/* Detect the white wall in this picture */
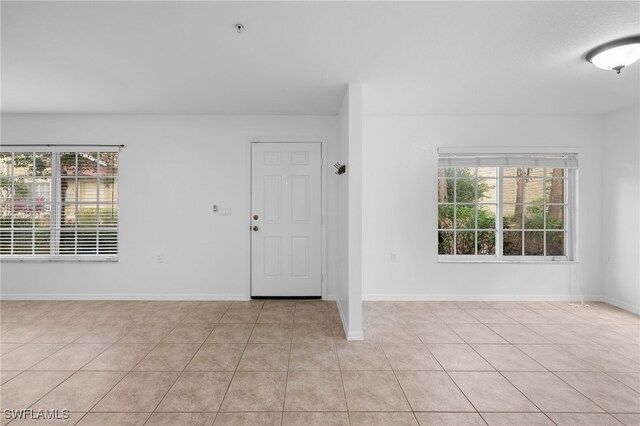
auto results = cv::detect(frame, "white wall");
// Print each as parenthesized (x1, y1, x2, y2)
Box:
(337, 91, 350, 324)
(602, 105, 640, 314)
(336, 84, 364, 340)
(0, 114, 340, 300)
(362, 115, 604, 301)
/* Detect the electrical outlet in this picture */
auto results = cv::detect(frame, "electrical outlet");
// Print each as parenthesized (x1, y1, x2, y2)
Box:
(390, 252, 398, 262)
(156, 254, 164, 264)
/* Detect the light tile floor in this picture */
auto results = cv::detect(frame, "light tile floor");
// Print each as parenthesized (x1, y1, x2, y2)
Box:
(0, 300, 638, 425)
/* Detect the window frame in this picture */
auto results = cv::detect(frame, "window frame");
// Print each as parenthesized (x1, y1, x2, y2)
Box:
(438, 164, 577, 264)
(0, 149, 119, 263)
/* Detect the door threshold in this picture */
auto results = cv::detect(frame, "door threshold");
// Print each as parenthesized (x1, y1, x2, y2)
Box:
(251, 296, 322, 300)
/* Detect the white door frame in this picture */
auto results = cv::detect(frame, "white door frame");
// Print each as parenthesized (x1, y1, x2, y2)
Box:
(249, 137, 328, 300)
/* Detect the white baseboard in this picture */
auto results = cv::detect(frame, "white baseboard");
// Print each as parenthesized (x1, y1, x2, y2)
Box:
(603, 296, 640, 315)
(363, 293, 603, 302)
(335, 298, 364, 341)
(336, 298, 349, 338)
(347, 330, 365, 340)
(0, 293, 250, 301)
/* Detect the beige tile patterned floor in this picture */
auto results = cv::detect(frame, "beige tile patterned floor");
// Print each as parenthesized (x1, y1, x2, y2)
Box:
(0, 300, 639, 425)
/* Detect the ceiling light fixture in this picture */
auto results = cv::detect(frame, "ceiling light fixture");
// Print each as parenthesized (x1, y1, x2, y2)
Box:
(586, 35, 640, 74)
(235, 23, 244, 34)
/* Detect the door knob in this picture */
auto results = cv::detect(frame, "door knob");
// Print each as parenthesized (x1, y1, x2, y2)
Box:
(253, 214, 259, 220)
(252, 226, 259, 231)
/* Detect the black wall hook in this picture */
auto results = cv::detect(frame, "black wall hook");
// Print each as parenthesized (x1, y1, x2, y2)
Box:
(334, 162, 346, 175)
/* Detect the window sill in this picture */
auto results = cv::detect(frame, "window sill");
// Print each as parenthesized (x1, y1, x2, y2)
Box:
(438, 256, 576, 264)
(1, 255, 118, 263)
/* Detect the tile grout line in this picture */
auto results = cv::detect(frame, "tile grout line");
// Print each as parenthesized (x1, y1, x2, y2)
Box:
(140, 301, 227, 425)
(280, 304, 297, 426)
(212, 300, 261, 421)
(420, 338, 489, 425)
(458, 330, 557, 425)
(19, 303, 204, 425)
(78, 301, 203, 423)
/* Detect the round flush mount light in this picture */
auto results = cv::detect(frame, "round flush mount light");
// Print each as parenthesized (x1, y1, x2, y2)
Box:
(235, 23, 245, 34)
(586, 35, 640, 74)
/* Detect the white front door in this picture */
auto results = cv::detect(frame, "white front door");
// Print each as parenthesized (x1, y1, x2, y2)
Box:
(251, 142, 322, 297)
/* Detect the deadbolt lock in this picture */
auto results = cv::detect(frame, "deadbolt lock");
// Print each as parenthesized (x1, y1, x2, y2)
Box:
(253, 214, 259, 220)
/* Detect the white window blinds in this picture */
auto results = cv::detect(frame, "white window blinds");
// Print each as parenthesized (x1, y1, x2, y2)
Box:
(0, 146, 120, 261)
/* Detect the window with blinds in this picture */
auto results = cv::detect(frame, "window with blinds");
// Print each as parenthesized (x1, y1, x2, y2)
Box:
(0, 149, 119, 261)
(437, 149, 577, 262)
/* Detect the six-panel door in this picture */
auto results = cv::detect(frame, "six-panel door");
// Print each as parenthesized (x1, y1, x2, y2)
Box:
(251, 142, 322, 297)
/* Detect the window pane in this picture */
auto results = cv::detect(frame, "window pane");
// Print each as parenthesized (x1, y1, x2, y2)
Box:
(77, 152, 98, 176)
(524, 231, 544, 255)
(61, 177, 77, 201)
(503, 231, 522, 255)
(0, 153, 12, 177)
(0, 229, 10, 254)
(546, 168, 564, 179)
(77, 208, 98, 227)
(503, 204, 523, 229)
(60, 153, 78, 176)
(12, 153, 33, 177)
(0, 204, 10, 227)
(439, 167, 455, 178)
(77, 231, 97, 254)
(437, 178, 454, 203)
(13, 229, 33, 254)
(456, 205, 475, 229)
(545, 205, 564, 229)
(13, 177, 32, 202)
(33, 178, 53, 203)
(456, 167, 475, 178)
(477, 231, 496, 255)
(13, 204, 35, 227)
(99, 152, 119, 176)
(98, 206, 119, 227)
(478, 178, 496, 203)
(477, 167, 497, 178)
(100, 177, 119, 203)
(99, 231, 118, 254)
(34, 228, 51, 254)
(524, 204, 544, 229)
(438, 205, 454, 229)
(35, 206, 52, 228)
(546, 231, 565, 256)
(503, 167, 520, 177)
(502, 177, 523, 204)
(61, 204, 77, 227)
(477, 205, 496, 229)
(456, 231, 475, 254)
(525, 178, 544, 204)
(35, 153, 52, 176)
(77, 178, 99, 202)
(438, 231, 454, 255)
(455, 178, 475, 203)
(59, 229, 76, 254)
(545, 178, 565, 204)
